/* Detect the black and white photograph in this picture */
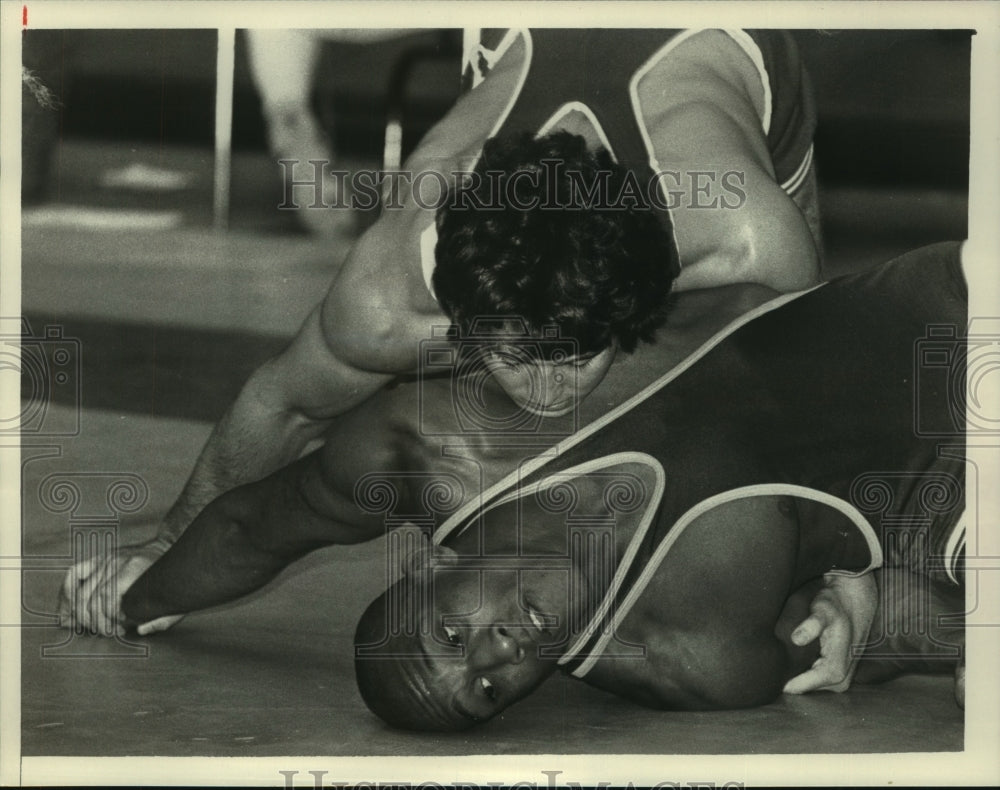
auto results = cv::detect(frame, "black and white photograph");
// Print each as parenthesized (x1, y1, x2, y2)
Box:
(2, 1, 999, 786)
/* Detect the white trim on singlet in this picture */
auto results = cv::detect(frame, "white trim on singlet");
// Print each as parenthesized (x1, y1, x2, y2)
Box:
(537, 102, 618, 162)
(420, 223, 439, 299)
(720, 29, 772, 135)
(627, 28, 705, 175)
(454, 451, 665, 536)
(781, 144, 814, 195)
(565, 483, 885, 678)
(446, 452, 667, 670)
(486, 29, 521, 72)
(550, 454, 665, 668)
(432, 282, 823, 546)
(628, 29, 771, 174)
(468, 29, 534, 170)
(464, 28, 522, 91)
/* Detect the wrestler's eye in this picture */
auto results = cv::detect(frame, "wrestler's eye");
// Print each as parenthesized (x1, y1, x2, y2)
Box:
(479, 676, 496, 700)
(527, 607, 546, 633)
(443, 625, 463, 645)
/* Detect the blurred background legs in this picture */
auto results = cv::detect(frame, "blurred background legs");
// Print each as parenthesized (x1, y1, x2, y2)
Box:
(245, 29, 343, 234)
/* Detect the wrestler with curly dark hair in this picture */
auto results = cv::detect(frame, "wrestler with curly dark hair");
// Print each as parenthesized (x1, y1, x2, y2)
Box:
(434, 131, 679, 357)
(428, 131, 680, 416)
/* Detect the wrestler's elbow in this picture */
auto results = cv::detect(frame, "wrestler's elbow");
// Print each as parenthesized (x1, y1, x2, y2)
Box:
(640, 681, 781, 712)
(673, 211, 819, 294)
(689, 638, 790, 710)
(709, 220, 815, 295)
(218, 483, 324, 566)
(741, 199, 821, 292)
(727, 640, 791, 708)
(629, 665, 784, 712)
(319, 276, 415, 374)
(238, 287, 403, 431)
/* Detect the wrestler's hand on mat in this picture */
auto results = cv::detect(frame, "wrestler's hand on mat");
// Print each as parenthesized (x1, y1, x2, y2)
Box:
(783, 571, 878, 694)
(57, 537, 180, 637)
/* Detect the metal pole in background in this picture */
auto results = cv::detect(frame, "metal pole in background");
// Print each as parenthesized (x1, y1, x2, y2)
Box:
(213, 27, 236, 231)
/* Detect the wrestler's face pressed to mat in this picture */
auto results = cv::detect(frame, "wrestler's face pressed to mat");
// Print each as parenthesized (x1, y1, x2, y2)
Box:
(412, 566, 572, 722)
(483, 344, 617, 417)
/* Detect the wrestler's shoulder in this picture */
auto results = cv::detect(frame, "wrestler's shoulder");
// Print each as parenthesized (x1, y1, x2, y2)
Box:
(635, 29, 767, 117)
(331, 207, 439, 306)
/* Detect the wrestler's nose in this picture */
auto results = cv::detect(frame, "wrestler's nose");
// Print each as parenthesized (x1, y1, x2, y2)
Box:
(467, 625, 525, 669)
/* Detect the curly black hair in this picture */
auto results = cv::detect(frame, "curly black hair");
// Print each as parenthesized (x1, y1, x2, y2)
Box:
(432, 131, 679, 355)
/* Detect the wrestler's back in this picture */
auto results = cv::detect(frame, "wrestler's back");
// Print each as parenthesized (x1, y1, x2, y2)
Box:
(538, 242, 967, 708)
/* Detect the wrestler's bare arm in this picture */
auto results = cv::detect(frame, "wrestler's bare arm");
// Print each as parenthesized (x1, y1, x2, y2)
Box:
(120, 445, 386, 625)
(637, 32, 820, 292)
(58, 209, 442, 632)
(57, 299, 393, 633)
(583, 496, 803, 710)
(156, 305, 389, 543)
(157, 219, 440, 546)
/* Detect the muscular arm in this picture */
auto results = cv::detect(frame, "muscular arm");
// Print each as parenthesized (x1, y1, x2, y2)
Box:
(122, 448, 382, 623)
(637, 30, 820, 292)
(157, 308, 386, 544)
(587, 495, 805, 710)
(157, 215, 440, 548)
(58, 287, 398, 635)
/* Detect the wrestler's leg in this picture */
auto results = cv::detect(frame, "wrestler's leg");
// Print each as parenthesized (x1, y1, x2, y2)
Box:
(245, 30, 327, 162)
(245, 29, 354, 233)
(853, 568, 965, 706)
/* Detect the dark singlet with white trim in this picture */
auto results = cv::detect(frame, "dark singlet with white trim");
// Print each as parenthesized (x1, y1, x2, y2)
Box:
(436, 242, 968, 675)
(422, 29, 818, 297)
(472, 28, 816, 188)
(563, 242, 968, 672)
